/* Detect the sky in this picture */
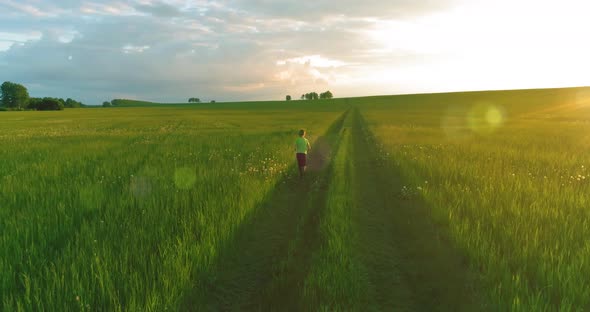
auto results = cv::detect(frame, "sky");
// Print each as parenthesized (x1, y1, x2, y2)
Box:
(1, 0, 589, 104)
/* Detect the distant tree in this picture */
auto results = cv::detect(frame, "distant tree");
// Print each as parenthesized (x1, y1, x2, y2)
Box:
(111, 99, 123, 106)
(37, 98, 64, 111)
(305, 92, 319, 100)
(65, 98, 83, 108)
(286, 95, 292, 101)
(102, 101, 112, 107)
(320, 90, 334, 100)
(301, 94, 305, 100)
(1, 81, 30, 109)
(57, 98, 66, 108)
(305, 92, 320, 100)
(188, 97, 201, 103)
(210, 100, 216, 103)
(27, 97, 43, 110)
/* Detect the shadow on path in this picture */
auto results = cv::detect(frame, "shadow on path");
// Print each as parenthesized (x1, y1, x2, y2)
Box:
(181, 110, 348, 311)
(353, 109, 489, 311)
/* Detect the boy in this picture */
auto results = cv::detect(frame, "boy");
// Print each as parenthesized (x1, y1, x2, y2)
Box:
(295, 129, 311, 178)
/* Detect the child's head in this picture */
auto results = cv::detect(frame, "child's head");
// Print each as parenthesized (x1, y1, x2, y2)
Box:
(298, 129, 305, 137)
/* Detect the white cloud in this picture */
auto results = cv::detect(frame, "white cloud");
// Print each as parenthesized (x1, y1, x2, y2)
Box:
(122, 44, 151, 54)
(0, 0, 51, 17)
(58, 30, 79, 43)
(223, 82, 266, 92)
(277, 55, 348, 68)
(0, 31, 42, 51)
(79, 2, 138, 16)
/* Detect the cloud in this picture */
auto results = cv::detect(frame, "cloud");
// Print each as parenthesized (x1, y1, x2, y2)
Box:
(0, 10, 285, 103)
(228, 0, 456, 19)
(133, 1, 182, 17)
(0, 30, 42, 51)
(2, 0, 587, 105)
(122, 44, 151, 54)
(277, 55, 348, 68)
(223, 82, 266, 92)
(0, 0, 52, 17)
(78, 2, 137, 16)
(1, 0, 391, 103)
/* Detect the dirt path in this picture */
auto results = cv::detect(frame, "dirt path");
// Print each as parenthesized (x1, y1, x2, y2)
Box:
(181, 110, 348, 311)
(351, 108, 488, 311)
(183, 108, 487, 311)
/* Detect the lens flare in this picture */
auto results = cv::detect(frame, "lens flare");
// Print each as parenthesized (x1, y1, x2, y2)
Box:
(468, 103, 505, 134)
(174, 167, 197, 190)
(486, 106, 503, 127)
(130, 176, 152, 197)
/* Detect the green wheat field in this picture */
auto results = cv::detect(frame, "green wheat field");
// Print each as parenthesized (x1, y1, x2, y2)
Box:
(2, 87, 590, 311)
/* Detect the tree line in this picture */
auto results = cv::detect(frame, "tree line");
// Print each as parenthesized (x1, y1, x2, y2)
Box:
(286, 90, 334, 101)
(1, 80, 336, 110)
(1, 81, 86, 111)
(188, 98, 217, 104)
(102, 99, 133, 107)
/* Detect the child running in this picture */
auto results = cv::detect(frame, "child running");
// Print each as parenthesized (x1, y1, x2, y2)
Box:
(295, 129, 312, 178)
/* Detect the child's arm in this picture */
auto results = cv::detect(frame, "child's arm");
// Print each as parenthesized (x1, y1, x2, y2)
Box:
(307, 139, 311, 151)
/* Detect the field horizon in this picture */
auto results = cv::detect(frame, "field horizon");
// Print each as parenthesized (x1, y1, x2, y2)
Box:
(25, 85, 585, 108)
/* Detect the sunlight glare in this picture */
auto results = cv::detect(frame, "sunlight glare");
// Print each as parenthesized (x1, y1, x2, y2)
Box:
(359, 0, 590, 93)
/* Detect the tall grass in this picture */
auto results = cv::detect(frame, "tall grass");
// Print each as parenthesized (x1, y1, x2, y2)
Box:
(3, 87, 590, 310)
(302, 110, 374, 310)
(360, 87, 590, 310)
(0, 104, 345, 310)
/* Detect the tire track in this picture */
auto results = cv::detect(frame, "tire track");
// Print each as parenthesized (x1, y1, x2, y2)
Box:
(182, 110, 349, 311)
(353, 108, 488, 311)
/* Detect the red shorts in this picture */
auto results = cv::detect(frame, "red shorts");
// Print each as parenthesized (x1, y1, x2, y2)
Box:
(296, 153, 307, 167)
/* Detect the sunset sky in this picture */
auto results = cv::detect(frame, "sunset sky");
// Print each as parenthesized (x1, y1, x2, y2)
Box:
(1, 0, 589, 104)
